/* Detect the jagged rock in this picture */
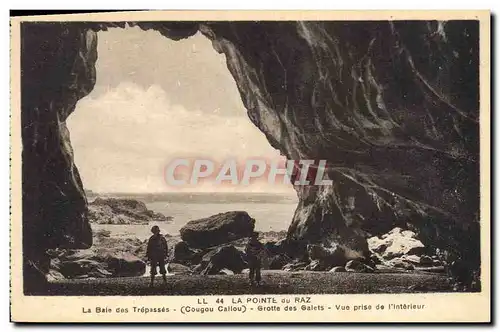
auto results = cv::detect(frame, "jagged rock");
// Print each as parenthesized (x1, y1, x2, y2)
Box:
(402, 255, 421, 265)
(273, 238, 290, 253)
(166, 263, 191, 275)
(180, 211, 255, 249)
(48, 235, 147, 279)
(135, 235, 179, 260)
(345, 260, 375, 273)
(330, 266, 346, 272)
(419, 255, 434, 266)
(198, 245, 247, 275)
(172, 241, 204, 265)
(397, 254, 436, 267)
(89, 198, 170, 224)
(368, 227, 425, 259)
(263, 241, 282, 256)
(282, 261, 308, 272)
(433, 259, 443, 266)
(59, 259, 106, 278)
(88, 267, 113, 278)
(417, 266, 446, 273)
(219, 268, 235, 276)
(307, 244, 348, 267)
(268, 254, 292, 270)
(21, 21, 480, 287)
(105, 252, 146, 277)
(46, 269, 65, 282)
(370, 253, 383, 265)
(305, 260, 328, 271)
(387, 257, 415, 270)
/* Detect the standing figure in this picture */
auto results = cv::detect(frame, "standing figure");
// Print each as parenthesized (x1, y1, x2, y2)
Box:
(146, 225, 169, 287)
(245, 231, 264, 286)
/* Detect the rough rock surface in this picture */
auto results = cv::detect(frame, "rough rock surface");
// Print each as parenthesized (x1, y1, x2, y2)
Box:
(106, 252, 146, 277)
(195, 245, 247, 275)
(172, 241, 204, 265)
(305, 260, 329, 271)
(307, 243, 350, 267)
(329, 266, 346, 273)
(387, 257, 415, 270)
(180, 211, 255, 249)
(368, 227, 426, 259)
(21, 21, 480, 289)
(47, 232, 147, 279)
(268, 254, 292, 270)
(89, 198, 170, 224)
(166, 263, 192, 275)
(282, 261, 309, 272)
(345, 260, 375, 273)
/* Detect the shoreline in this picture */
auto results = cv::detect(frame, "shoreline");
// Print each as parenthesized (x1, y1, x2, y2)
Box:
(32, 271, 456, 296)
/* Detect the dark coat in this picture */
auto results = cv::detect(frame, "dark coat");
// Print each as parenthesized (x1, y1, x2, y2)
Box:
(146, 234, 168, 261)
(245, 238, 264, 260)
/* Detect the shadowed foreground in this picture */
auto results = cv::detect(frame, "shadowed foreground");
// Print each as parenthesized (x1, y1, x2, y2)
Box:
(31, 271, 455, 296)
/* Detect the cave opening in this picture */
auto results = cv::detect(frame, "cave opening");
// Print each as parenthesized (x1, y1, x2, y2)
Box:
(66, 25, 298, 237)
(19, 20, 483, 294)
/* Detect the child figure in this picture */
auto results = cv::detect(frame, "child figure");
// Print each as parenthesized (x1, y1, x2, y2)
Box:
(245, 231, 264, 286)
(146, 225, 168, 287)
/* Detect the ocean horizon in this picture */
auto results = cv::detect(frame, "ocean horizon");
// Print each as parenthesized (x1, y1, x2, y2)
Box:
(88, 191, 298, 239)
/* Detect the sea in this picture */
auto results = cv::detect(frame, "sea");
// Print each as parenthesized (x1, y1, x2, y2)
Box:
(89, 192, 299, 240)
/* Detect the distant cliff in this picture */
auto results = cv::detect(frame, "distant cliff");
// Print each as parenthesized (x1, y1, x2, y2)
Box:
(88, 197, 171, 225)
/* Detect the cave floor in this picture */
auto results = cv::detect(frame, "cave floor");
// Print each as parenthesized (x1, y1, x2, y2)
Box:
(31, 271, 457, 296)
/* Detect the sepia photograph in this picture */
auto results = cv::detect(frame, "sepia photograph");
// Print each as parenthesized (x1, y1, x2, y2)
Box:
(10, 10, 490, 323)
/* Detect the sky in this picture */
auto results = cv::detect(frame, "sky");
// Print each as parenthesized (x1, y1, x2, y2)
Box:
(67, 25, 294, 194)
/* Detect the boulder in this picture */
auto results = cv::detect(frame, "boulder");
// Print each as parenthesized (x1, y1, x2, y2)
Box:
(268, 254, 292, 270)
(330, 266, 346, 272)
(274, 238, 289, 252)
(105, 252, 146, 277)
(417, 266, 446, 273)
(305, 260, 328, 271)
(89, 197, 171, 224)
(282, 261, 308, 272)
(263, 241, 282, 256)
(198, 245, 247, 275)
(387, 257, 415, 270)
(370, 253, 383, 265)
(419, 255, 434, 266)
(94, 229, 111, 238)
(22, 22, 480, 289)
(59, 260, 95, 278)
(58, 258, 111, 278)
(368, 227, 425, 259)
(345, 260, 375, 273)
(88, 267, 113, 278)
(219, 268, 235, 276)
(401, 254, 434, 267)
(180, 211, 255, 249)
(172, 241, 204, 265)
(307, 244, 348, 267)
(47, 233, 151, 279)
(166, 263, 192, 275)
(46, 269, 65, 282)
(402, 255, 421, 265)
(433, 259, 443, 266)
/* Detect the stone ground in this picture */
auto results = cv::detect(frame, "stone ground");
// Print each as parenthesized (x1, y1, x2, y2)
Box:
(32, 270, 457, 296)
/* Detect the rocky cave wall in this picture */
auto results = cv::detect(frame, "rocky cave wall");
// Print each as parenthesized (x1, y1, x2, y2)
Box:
(20, 20, 480, 288)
